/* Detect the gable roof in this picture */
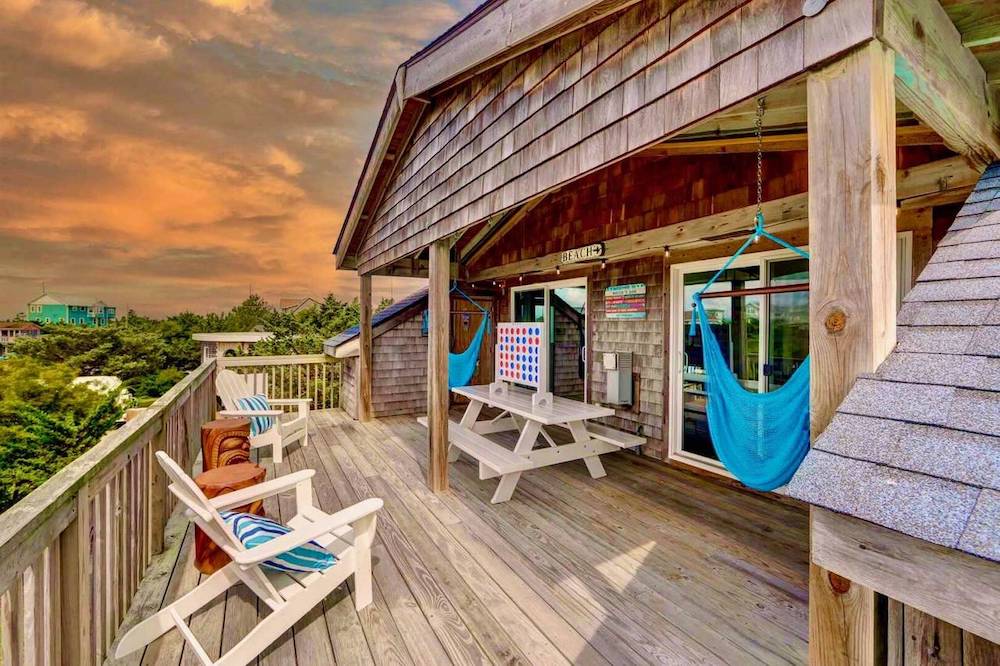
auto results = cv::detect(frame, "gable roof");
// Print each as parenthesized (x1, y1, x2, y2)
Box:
(332, 0, 639, 271)
(788, 163, 1000, 562)
(324, 288, 428, 355)
(28, 293, 98, 306)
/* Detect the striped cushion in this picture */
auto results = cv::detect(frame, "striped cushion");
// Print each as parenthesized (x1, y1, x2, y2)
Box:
(221, 511, 337, 573)
(237, 394, 275, 436)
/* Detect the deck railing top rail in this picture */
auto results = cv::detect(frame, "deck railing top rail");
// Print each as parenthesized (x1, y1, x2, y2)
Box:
(0, 360, 218, 666)
(0, 361, 216, 593)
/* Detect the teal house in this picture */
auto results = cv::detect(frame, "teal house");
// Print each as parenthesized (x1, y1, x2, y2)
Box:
(27, 294, 116, 326)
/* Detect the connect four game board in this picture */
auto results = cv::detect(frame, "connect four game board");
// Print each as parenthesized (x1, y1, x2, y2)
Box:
(495, 323, 545, 389)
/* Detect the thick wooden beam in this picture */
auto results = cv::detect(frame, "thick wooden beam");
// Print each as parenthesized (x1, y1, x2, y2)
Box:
(463, 195, 547, 269)
(426, 239, 450, 492)
(812, 507, 1000, 646)
(880, 0, 1000, 165)
(470, 194, 810, 280)
(807, 41, 898, 666)
(646, 124, 944, 157)
(403, 0, 642, 96)
(358, 273, 373, 422)
(468, 153, 970, 281)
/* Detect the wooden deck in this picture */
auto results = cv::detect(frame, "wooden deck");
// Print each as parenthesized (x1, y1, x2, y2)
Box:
(113, 409, 809, 665)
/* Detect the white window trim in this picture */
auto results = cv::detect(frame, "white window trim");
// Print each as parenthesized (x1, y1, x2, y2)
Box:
(510, 277, 588, 401)
(667, 233, 914, 481)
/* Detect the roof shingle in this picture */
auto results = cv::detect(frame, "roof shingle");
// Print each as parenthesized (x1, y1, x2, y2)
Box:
(788, 164, 1000, 562)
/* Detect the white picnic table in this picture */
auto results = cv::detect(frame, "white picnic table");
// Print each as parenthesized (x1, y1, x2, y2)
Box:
(420, 384, 644, 503)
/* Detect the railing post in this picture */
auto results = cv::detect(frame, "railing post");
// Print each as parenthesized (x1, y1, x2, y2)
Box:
(148, 418, 168, 555)
(59, 486, 92, 666)
(359, 273, 374, 422)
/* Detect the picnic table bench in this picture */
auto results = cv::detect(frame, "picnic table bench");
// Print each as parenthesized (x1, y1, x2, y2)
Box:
(419, 384, 644, 503)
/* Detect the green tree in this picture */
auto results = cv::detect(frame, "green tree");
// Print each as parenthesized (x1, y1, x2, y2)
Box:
(0, 357, 123, 511)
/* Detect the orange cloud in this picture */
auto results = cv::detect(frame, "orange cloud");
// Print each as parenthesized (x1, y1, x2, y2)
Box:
(0, 0, 170, 69)
(0, 0, 460, 317)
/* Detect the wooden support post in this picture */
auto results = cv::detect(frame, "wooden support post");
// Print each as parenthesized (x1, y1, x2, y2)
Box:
(358, 273, 374, 422)
(807, 41, 897, 666)
(427, 239, 450, 492)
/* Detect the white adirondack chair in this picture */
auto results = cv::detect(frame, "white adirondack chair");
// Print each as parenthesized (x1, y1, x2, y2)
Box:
(115, 452, 382, 666)
(216, 369, 310, 463)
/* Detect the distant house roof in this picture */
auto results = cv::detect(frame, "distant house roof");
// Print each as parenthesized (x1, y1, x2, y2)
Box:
(324, 288, 428, 358)
(788, 163, 1000, 563)
(29, 293, 100, 306)
(0, 322, 41, 331)
(279, 297, 321, 313)
(191, 332, 273, 343)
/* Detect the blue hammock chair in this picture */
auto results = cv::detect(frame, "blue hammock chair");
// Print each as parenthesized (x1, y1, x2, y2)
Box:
(687, 213, 810, 491)
(448, 284, 490, 389)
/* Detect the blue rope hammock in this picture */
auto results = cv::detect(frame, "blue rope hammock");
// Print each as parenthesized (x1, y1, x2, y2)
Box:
(448, 284, 490, 389)
(687, 213, 811, 490)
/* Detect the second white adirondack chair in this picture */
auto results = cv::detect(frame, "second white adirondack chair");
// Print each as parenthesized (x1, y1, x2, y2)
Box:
(216, 369, 310, 463)
(115, 452, 382, 666)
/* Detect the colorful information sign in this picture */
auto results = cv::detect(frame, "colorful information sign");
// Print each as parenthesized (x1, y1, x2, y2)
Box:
(495, 322, 544, 388)
(605, 283, 646, 320)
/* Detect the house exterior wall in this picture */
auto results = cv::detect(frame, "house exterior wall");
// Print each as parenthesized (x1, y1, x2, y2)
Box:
(588, 256, 666, 458)
(28, 303, 68, 324)
(340, 357, 358, 419)
(27, 301, 116, 326)
(371, 316, 428, 417)
(349, 0, 875, 273)
(340, 313, 430, 420)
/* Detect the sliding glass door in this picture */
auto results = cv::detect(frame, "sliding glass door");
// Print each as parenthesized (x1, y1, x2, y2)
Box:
(671, 251, 810, 471)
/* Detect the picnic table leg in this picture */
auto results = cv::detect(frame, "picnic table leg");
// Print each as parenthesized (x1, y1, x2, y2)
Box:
(452, 400, 483, 462)
(568, 421, 607, 479)
(491, 420, 541, 503)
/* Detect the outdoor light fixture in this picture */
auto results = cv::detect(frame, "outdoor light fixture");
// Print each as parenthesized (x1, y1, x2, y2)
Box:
(519, 275, 523, 283)
(601, 259, 607, 269)
(663, 246, 670, 258)
(556, 265, 561, 275)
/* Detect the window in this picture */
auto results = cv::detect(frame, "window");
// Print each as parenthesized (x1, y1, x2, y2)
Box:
(669, 233, 914, 478)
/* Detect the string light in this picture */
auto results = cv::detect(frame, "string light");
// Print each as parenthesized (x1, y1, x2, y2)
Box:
(601, 259, 607, 270)
(663, 246, 670, 258)
(556, 265, 561, 275)
(518, 275, 523, 283)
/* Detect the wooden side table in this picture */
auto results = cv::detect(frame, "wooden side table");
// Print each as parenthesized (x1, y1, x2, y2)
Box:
(194, 462, 266, 574)
(201, 418, 252, 470)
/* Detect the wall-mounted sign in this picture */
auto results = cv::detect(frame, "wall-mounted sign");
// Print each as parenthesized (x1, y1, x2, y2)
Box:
(605, 283, 646, 320)
(559, 242, 605, 265)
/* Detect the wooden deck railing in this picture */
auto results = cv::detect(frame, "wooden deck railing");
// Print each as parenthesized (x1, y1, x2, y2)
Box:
(0, 361, 217, 666)
(217, 353, 339, 409)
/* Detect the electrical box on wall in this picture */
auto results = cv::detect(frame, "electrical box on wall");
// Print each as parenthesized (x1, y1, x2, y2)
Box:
(603, 351, 633, 406)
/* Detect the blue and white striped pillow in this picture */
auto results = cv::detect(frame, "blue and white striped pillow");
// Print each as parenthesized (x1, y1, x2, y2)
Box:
(221, 511, 337, 572)
(236, 394, 275, 436)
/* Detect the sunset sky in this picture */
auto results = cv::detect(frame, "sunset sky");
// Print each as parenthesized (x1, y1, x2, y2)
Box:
(0, 0, 469, 318)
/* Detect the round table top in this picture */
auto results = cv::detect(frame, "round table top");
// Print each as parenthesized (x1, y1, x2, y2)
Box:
(195, 462, 265, 491)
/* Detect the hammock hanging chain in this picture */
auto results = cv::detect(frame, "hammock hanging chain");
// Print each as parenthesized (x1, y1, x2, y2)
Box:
(754, 95, 764, 235)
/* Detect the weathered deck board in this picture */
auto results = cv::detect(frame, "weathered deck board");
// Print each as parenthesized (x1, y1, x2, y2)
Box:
(115, 408, 808, 665)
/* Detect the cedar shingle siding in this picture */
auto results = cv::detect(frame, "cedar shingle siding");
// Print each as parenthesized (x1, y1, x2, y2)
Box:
(339, 314, 429, 419)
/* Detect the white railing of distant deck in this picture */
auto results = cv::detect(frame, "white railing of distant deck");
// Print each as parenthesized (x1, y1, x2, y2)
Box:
(216, 353, 338, 410)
